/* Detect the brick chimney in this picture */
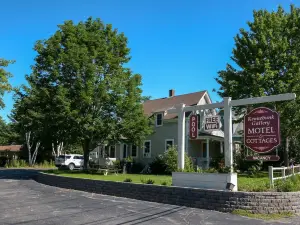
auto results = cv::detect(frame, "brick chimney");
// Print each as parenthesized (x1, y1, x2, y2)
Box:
(169, 89, 175, 97)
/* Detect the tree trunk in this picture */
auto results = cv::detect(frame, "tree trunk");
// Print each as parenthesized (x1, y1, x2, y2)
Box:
(31, 142, 40, 165)
(52, 141, 64, 157)
(284, 137, 290, 167)
(25, 132, 32, 166)
(82, 139, 90, 170)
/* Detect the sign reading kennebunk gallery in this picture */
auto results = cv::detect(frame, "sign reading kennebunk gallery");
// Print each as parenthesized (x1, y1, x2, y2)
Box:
(244, 107, 280, 153)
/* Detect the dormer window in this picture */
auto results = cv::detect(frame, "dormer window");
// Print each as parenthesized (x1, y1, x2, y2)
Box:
(156, 113, 163, 127)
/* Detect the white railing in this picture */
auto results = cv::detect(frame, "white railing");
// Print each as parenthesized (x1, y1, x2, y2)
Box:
(268, 165, 300, 187)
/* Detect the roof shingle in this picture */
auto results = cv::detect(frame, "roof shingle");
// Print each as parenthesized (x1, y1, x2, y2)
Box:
(0, 145, 22, 152)
(143, 91, 206, 119)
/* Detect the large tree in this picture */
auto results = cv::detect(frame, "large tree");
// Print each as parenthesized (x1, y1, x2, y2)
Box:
(27, 17, 151, 168)
(0, 58, 14, 108)
(215, 5, 300, 166)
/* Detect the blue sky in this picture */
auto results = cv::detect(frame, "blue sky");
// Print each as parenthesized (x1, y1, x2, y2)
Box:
(0, 0, 295, 120)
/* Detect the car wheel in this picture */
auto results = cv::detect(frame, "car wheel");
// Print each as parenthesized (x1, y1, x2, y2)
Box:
(68, 163, 75, 171)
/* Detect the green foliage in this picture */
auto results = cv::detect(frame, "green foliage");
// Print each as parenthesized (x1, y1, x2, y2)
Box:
(0, 58, 14, 109)
(160, 181, 168, 186)
(141, 178, 155, 184)
(163, 147, 178, 173)
(124, 156, 133, 163)
(0, 117, 21, 145)
(4, 159, 55, 168)
(202, 167, 218, 173)
(112, 160, 121, 170)
(131, 162, 144, 174)
(64, 143, 83, 155)
(275, 175, 300, 192)
(123, 178, 132, 183)
(20, 17, 152, 169)
(232, 209, 294, 220)
(5, 159, 27, 168)
(150, 146, 195, 174)
(215, 5, 300, 165)
(247, 161, 263, 177)
(150, 155, 168, 175)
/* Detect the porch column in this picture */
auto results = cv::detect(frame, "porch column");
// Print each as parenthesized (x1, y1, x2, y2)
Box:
(177, 103, 186, 170)
(220, 141, 224, 154)
(206, 138, 210, 168)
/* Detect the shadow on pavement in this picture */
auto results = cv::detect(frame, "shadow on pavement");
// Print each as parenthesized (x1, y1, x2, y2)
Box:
(0, 168, 40, 180)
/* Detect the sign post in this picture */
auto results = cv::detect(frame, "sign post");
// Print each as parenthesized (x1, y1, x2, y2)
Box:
(168, 93, 296, 172)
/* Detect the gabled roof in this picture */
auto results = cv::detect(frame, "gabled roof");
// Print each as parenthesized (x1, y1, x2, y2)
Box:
(0, 145, 22, 152)
(143, 91, 207, 119)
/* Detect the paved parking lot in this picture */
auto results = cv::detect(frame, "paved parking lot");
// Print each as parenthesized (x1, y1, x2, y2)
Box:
(0, 169, 298, 225)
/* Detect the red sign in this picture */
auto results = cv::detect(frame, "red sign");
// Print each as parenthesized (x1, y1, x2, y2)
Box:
(246, 155, 280, 161)
(190, 115, 198, 139)
(244, 107, 280, 153)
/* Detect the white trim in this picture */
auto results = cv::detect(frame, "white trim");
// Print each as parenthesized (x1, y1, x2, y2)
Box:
(165, 139, 174, 151)
(131, 145, 138, 158)
(143, 140, 151, 158)
(155, 113, 163, 127)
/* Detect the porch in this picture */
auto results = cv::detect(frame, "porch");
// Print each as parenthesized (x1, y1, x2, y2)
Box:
(187, 135, 224, 169)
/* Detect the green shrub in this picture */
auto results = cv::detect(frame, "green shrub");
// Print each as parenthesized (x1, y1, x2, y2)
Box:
(164, 147, 178, 173)
(140, 178, 155, 184)
(203, 167, 218, 173)
(150, 146, 195, 174)
(131, 162, 145, 174)
(123, 178, 132, 182)
(5, 159, 28, 168)
(149, 155, 167, 174)
(145, 179, 155, 184)
(275, 175, 300, 192)
(112, 160, 121, 169)
(160, 181, 168, 186)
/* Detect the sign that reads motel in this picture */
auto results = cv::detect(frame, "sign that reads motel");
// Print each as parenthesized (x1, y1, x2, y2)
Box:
(204, 116, 221, 131)
(189, 115, 198, 139)
(244, 107, 280, 153)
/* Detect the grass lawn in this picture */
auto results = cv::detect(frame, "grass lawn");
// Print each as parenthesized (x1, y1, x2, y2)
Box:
(45, 170, 275, 191)
(232, 209, 294, 220)
(45, 170, 173, 186)
(238, 174, 270, 192)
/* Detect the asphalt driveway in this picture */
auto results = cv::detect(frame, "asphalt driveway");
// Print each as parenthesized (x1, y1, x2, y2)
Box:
(0, 169, 298, 225)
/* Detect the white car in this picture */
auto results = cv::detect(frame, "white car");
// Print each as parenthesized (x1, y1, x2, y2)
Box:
(55, 154, 84, 170)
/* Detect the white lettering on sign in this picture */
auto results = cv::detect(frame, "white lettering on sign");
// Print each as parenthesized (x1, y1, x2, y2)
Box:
(189, 115, 198, 139)
(204, 116, 221, 131)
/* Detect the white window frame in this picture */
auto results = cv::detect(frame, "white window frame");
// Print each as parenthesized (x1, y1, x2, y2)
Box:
(155, 113, 163, 127)
(103, 145, 117, 159)
(109, 145, 116, 159)
(143, 140, 151, 158)
(131, 145, 138, 158)
(165, 139, 174, 151)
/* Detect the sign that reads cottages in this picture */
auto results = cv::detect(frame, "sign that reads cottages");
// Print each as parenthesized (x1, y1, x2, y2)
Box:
(244, 107, 280, 153)
(204, 116, 221, 131)
(189, 115, 198, 139)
